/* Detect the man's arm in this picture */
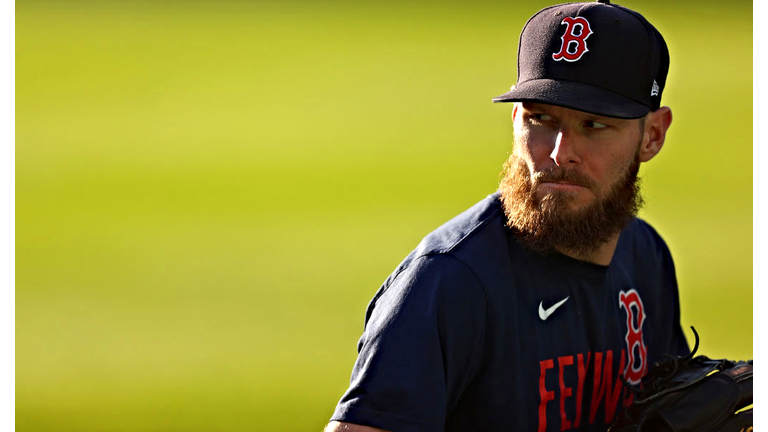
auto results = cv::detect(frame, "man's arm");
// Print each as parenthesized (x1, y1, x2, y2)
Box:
(329, 255, 486, 431)
(324, 421, 390, 432)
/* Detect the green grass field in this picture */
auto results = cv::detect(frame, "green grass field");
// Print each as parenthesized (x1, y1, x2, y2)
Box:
(17, 1, 752, 430)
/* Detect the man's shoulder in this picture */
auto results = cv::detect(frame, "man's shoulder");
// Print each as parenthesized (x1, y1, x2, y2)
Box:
(413, 191, 507, 257)
(379, 192, 508, 288)
(617, 218, 675, 267)
(622, 218, 671, 252)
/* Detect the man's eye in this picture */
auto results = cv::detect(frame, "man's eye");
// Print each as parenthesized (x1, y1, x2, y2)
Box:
(529, 113, 554, 124)
(584, 120, 608, 129)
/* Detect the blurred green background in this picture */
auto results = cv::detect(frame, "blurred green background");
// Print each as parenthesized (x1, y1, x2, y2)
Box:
(16, 1, 752, 431)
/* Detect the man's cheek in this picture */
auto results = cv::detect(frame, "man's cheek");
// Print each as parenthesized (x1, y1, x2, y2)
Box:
(510, 146, 538, 175)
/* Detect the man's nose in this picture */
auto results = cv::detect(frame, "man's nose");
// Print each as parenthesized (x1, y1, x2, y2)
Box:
(549, 129, 582, 167)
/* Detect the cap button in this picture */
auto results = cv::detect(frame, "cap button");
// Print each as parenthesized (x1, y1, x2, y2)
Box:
(596, 0, 611, 3)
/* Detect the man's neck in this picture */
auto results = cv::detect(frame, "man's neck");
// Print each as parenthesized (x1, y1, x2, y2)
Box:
(556, 234, 621, 266)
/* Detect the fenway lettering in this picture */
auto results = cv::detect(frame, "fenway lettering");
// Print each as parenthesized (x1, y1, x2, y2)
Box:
(538, 350, 634, 431)
(538, 290, 647, 431)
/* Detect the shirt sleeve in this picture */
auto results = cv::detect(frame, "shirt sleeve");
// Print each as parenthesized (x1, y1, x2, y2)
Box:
(661, 243, 691, 357)
(330, 254, 487, 432)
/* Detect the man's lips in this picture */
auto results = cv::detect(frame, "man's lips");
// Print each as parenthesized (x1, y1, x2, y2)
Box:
(537, 181, 589, 192)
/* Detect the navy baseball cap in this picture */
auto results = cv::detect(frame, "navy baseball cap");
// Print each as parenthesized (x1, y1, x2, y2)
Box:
(492, 0, 669, 119)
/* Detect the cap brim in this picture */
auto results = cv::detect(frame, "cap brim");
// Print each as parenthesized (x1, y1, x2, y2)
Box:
(491, 79, 649, 119)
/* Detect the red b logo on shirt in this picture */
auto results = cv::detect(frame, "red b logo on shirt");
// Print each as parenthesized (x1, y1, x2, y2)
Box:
(619, 289, 647, 385)
(552, 17, 593, 62)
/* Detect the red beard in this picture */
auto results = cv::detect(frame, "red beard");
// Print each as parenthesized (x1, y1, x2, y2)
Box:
(499, 153, 644, 257)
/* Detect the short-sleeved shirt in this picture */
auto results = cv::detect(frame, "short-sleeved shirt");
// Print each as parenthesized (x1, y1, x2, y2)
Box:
(331, 192, 689, 432)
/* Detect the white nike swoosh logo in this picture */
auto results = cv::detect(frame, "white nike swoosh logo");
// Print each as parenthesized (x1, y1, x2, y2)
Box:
(539, 296, 570, 321)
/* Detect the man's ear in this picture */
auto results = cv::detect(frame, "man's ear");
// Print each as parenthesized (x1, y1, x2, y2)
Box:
(639, 106, 673, 162)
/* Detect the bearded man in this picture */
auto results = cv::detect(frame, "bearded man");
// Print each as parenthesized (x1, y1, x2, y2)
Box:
(326, 2, 689, 431)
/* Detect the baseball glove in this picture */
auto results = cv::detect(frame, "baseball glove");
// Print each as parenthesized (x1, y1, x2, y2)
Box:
(610, 327, 752, 432)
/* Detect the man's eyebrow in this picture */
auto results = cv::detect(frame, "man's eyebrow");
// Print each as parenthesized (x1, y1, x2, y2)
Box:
(521, 102, 547, 112)
(520, 102, 537, 109)
(584, 114, 620, 123)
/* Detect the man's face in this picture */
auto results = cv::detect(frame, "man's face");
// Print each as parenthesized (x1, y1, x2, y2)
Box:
(499, 102, 647, 256)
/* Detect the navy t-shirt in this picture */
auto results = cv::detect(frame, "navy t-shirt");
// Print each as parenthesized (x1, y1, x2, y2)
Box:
(331, 192, 689, 432)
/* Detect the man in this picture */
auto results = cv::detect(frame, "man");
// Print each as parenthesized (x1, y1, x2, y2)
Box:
(327, 1, 688, 431)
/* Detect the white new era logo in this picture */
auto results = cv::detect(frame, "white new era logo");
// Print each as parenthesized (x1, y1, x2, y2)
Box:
(651, 80, 659, 97)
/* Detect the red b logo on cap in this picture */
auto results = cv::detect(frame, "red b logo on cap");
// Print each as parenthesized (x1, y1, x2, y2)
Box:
(552, 17, 593, 62)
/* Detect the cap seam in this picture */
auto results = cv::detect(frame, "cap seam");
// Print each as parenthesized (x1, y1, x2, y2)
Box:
(611, 4, 657, 102)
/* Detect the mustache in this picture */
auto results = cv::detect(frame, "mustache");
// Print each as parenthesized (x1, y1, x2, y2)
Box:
(532, 167, 597, 190)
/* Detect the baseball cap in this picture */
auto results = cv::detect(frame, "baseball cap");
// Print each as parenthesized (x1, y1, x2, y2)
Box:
(492, 0, 669, 119)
